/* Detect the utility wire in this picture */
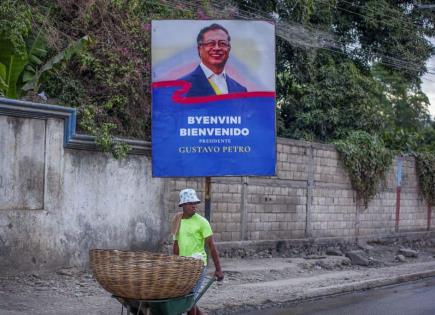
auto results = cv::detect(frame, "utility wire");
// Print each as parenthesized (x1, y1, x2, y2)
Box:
(308, 0, 435, 70)
(218, 0, 435, 76)
(333, 0, 429, 29)
(145, 0, 435, 77)
(213, 0, 434, 72)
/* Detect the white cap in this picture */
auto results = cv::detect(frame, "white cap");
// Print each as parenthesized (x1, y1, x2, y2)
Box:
(179, 188, 201, 206)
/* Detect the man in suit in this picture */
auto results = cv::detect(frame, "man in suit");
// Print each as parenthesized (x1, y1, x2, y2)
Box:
(179, 23, 247, 97)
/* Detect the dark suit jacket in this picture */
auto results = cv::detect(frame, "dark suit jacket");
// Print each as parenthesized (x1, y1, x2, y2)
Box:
(179, 65, 247, 97)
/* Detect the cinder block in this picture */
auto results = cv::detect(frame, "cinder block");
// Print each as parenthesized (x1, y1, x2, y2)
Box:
(255, 222, 263, 231)
(212, 212, 223, 222)
(250, 231, 260, 240)
(221, 232, 232, 241)
(270, 222, 279, 230)
(222, 192, 232, 201)
(213, 192, 223, 202)
(231, 232, 239, 241)
(250, 214, 261, 223)
(231, 213, 241, 221)
(222, 213, 232, 222)
(228, 203, 239, 212)
(226, 222, 238, 232)
(228, 184, 240, 194)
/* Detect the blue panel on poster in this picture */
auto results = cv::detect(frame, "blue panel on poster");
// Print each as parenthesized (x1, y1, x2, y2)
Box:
(152, 81, 276, 177)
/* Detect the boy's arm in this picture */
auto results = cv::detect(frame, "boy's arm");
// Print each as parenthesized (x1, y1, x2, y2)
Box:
(205, 236, 224, 281)
(173, 240, 179, 255)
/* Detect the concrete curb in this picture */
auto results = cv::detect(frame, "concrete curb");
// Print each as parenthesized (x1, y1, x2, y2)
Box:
(298, 269, 435, 300)
(211, 269, 435, 314)
(215, 231, 435, 254)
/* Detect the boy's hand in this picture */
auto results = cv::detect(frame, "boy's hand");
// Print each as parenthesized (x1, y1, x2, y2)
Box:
(215, 270, 224, 281)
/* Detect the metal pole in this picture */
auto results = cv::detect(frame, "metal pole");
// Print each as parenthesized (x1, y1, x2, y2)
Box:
(395, 157, 402, 232)
(204, 177, 212, 267)
(205, 177, 211, 222)
(415, 4, 435, 9)
(395, 186, 401, 232)
(305, 145, 314, 238)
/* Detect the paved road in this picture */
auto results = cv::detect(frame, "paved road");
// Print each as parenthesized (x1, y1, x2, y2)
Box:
(243, 277, 435, 315)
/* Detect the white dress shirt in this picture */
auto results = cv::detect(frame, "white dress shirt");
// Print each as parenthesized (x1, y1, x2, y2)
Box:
(200, 63, 228, 94)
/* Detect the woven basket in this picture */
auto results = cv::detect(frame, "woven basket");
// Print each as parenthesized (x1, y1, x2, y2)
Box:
(89, 249, 204, 300)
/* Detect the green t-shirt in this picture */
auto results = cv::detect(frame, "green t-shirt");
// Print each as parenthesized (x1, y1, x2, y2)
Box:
(175, 213, 213, 265)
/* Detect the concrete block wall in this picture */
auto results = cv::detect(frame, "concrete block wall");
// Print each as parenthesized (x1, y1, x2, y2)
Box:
(399, 157, 428, 231)
(310, 186, 357, 238)
(358, 193, 396, 236)
(310, 144, 356, 238)
(1, 98, 432, 272)
(245, 180, 306, 240)
(210, 178, 243, 242)
(167, 177, 244, 242)
(357, 158, 397, 236)
(168, 140, 433, 242)
(0, 106, 167, 273)
(276, 141, 310, 181)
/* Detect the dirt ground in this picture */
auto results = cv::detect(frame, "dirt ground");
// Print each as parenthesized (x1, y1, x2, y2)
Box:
(1, 238, 435, 315)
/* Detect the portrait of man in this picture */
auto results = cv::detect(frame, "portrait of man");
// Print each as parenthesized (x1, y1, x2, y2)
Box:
(179, 23, 247, 97)
(151, 20, 276, 177)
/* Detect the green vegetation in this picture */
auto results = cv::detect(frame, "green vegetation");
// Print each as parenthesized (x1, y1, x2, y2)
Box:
(2, 0, 434, 148)
(0, 2, 90, 98)
(1, 0, 197, 157)
(0, 0, 434, 199)
(40, 0, 197, 143)
(265, 0, 435, 151)
(414, 152, 435, 206)
(0, 1, 32, 98)
(244, 0, 434, 205)
(335, 131, 394, 208)
(80, 106, 131, 159)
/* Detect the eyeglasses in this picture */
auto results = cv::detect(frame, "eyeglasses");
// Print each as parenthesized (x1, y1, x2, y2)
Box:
(199, 40, 230, 49)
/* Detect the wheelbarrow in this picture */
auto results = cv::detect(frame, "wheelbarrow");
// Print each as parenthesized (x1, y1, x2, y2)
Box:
(114, 276, 216, 315)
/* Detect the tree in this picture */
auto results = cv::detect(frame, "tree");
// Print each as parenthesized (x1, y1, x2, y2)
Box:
(231, 0, 435, 151)
(0, 1, 32, 97)
(3, 0, 434, 152)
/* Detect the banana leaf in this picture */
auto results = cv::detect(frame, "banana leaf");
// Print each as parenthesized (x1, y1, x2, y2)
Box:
(22, 35, 90, 92)
(0, 39, 28, 98)
(22, 28, 48, 83)
(0, 62, 8, 94)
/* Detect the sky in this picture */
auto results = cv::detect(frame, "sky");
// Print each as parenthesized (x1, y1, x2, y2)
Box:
(421, 38, 435, 119)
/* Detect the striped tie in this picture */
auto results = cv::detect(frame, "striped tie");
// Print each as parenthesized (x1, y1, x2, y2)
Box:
(208, 78, 223, 95)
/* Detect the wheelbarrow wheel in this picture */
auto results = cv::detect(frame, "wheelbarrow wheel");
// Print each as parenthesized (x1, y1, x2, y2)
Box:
(116, 297, 148, 315)
(114, 277, 215, 315)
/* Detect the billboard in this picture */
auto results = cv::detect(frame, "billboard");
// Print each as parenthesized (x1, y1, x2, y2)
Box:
(151, 20, 275, 177)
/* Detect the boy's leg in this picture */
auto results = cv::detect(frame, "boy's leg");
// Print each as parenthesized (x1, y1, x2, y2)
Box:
(188, 266, 207, 315)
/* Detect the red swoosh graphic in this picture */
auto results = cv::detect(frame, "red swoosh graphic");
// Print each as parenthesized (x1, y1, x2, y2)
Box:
(152, 80, 275, 104)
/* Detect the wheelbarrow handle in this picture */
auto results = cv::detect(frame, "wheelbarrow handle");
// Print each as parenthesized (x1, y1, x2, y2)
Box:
(194, 277, 216, 304)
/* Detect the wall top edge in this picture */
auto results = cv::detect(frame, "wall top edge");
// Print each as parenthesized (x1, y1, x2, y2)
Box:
(0, 97, 152, 152)
(0, 97, 75, 115)
(277, 137, 336, 150)
(0, 98, 417, 159)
